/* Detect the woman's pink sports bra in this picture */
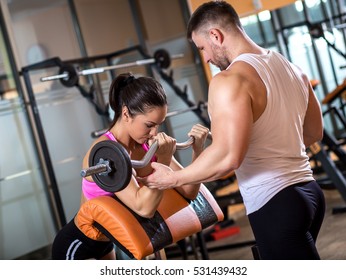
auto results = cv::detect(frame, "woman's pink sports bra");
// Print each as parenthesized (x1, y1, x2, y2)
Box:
(82, 131, 156, 200)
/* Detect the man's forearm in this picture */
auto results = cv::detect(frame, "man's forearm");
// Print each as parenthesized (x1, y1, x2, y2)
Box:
(174, 145, 234, 186)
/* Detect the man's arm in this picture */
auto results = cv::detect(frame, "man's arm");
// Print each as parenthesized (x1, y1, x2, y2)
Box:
(139, 69, 254, 189)
(302, 73, 324, 147)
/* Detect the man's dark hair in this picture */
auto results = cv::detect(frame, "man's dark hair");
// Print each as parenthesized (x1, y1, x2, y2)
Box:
(187, 0, 242, 40)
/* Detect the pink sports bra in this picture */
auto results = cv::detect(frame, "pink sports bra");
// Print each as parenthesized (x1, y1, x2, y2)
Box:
(82, 131, 156, 200)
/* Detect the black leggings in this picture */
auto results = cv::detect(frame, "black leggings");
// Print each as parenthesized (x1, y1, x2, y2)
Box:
(248, 181, 325, 260)
(51, 218, 114, 260)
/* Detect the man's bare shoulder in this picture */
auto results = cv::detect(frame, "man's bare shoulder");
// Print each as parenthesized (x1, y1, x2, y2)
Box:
(210, 62, 254, 93)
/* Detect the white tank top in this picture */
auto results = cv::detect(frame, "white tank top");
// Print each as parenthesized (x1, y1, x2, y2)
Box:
(231, 51, 314, 214)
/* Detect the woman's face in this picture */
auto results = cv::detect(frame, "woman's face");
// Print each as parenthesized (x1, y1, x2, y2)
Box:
(128, 105, 167, 144)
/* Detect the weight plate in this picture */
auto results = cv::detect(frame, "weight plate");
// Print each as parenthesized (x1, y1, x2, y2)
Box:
(59, 64, 79, 87)
(89, 140, 132, 192)
(154, 49, 171, 69)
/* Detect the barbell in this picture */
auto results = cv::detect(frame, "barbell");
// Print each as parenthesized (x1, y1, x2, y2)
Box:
(80, 133, 211, 193)
(40, 49, 183, 88)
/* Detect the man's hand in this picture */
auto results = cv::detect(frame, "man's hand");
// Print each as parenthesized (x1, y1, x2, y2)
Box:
(136, 162, 177, 190)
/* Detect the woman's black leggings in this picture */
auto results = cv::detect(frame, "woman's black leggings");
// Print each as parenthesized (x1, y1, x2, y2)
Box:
(248, 180, 325, 260)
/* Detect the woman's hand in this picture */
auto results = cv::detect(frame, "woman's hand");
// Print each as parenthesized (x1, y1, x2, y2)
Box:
(188, 124, 210, 157)
(149, 132, 176, 166)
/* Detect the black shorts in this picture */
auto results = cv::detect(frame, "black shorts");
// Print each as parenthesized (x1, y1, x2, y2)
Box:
(248, 180, 325, 260)
(51, 218, 114, 260)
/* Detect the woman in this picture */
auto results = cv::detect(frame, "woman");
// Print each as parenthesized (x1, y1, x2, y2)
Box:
(51, 72, 209, 260)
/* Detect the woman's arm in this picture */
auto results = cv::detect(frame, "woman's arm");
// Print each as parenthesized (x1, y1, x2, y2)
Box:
(174, 124, 210, 200)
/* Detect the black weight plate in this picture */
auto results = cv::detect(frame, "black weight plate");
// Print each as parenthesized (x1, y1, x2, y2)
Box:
(154, 49, 171, 69)
(59, 64, 79, 87)
(89, 140, 132, 192)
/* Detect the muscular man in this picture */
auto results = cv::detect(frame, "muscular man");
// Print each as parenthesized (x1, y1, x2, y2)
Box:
(139, 1, 325, 259)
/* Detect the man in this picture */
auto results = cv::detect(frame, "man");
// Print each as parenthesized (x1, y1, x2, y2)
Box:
(139, 1, 325, 259)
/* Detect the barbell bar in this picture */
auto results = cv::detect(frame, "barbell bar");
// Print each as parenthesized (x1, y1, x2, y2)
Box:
(80, 132, 211, 193)
(40, 49, 183, 88)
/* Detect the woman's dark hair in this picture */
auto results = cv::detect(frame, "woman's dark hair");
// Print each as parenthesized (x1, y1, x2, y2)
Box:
(187, 0, 242, 41)
(108, 72, 167, 128)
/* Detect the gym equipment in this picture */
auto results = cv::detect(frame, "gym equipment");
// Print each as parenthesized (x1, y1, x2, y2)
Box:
(322, 79, 346, 105)
(165, 101, 208, 118)
(308, 81, 346, 213)
(76, 184, 224, 260)
(40, 49, 182, 87)
(81, 133, 212, 192)
(19, 45, 207, 231)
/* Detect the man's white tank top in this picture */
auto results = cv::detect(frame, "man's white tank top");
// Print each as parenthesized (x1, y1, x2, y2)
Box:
(230, 51, 314, 214)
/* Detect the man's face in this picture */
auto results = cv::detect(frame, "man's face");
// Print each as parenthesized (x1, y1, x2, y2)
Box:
(192, 31, 230, 71)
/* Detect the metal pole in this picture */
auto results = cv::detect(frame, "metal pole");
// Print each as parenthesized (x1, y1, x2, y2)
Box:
(128, 0, 153, 77)
(67, 0, 88, 57)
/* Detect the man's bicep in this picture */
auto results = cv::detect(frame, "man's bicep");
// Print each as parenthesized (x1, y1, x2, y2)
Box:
(209, 83, 253, 162)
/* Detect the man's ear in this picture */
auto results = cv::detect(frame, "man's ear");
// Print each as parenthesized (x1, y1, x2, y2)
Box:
(209, 28, 224, 45)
